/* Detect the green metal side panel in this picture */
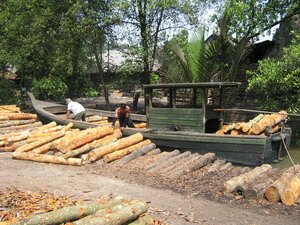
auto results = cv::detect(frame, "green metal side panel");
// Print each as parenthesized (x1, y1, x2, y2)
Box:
(148, 108, 204, 132)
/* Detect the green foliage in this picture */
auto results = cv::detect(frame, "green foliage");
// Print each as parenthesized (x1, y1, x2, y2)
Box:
(150, 73, 160, 84)
(79, 87, 99, 98)
(0, 77, 19, 104)
(247, 33, 300, 113)
(32, 77, 68, 101)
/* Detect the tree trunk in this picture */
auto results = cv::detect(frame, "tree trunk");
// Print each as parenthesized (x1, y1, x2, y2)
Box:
(281, 173, 300, 205)
(16, 131, 66, 152)
(12, 152, 82, 166)
(132, 92, 140, 112)
(103, 139, 152, 163)
(117, 143, 157, 165)
(87, 133, 144, 162)
(225, 164, 272, 193)
(170, 153, 216, 179)
(242, 114, 264, 133)
(265, 165, 300, 203)
(14, 197, 125, 225)
(72, 200, 148, 225)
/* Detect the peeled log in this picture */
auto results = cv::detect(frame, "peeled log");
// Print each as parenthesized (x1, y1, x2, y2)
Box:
(103, 139, 152, 163)
(242, 114, 264, 133)
(128, 214, 156, 225)
(14, 197, 125, 225)
(16, 131, 66, 152)
(87, 133, 144, 162)
(12, 151, 82, 166)
(0, 140, 28, 152)
(118, 143, 157, 165)
(207, 159, 226, 173)
(223, 124, 235, 133)
(0, 112, 37, 120)
(134, 123, 147, 128)
(85, 115, 108, 122)
(265, 165, 300, 203)
(72, 199, 148, 225)
(230, 129, 243, 135)
(170, 153, 216, 179)
(252, 111, 287, 135)
(234, 122, 245, 130)
(215, 130, 224, 135)
(0, 119, 36, 128)
(60, 126, 114, 153)
(281, 173, 300, 205)
(0, 122, 42, 134)
(225, 164, 272, 193)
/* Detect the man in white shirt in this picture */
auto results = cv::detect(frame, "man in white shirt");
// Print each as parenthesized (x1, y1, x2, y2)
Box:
(65, 98, 86, 121)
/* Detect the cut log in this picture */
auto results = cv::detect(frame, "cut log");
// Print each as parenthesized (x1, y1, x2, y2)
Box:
(0, 140, 28, 152)
(0, 122, 42, 134)
(281, 173, 300, 205)
(225, 164, 272, 193)
(161, 153, 199, 175)
(64, 137, 118, 159)
(252, 111, 287, 135)
(0, 119, 36, 128)
(72, 199, 148, 225)
(16, 131, 66, 152)
(265, 165, 300, 203)
(12, 152, 82, 166)
(0, 112, 37, 120)
(6, 131, 30, 144)
(128, 214, 156, 225)
(0, 115, 9, 120)
(0, 105, 20, 112)
(14, 197, 125, 225)
(61, 122, 74, 131)
(145, 150, 181, 170)
(118, 143, 157, 165)
(148, 151, 192, 173)
(134, 122, 147, 128)
(223, 124, 235, 133)
(230, 129, 243, 135)
(87, 133, 144, 162)
(103, 139, 152, 163)
(234, 168, 279, 198)
(207, 159, 226, 173)
(215, 130, 224, 135)
(170, 153, 216, 179)
(234, 122, 245, 130)
(242, 114, 264, 133)
(219, 162, 233, 171)
(85, 115, 108, 122)
(32, 121, 57, 132)
(54, 126, 114, 153)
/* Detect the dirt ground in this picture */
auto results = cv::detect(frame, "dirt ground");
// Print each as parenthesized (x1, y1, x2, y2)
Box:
(0, 153, 299, 225)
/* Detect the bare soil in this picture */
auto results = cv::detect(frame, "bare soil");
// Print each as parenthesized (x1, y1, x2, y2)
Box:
(0, 153, 299, 225)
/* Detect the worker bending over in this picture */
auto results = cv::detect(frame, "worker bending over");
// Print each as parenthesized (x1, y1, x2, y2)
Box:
(65, 98, 86, 121)
(113, 103, 135, 128)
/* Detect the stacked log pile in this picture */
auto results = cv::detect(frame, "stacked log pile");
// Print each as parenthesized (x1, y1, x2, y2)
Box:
(216, 111, 287, 135)
(0, 189, 163, 225)
(224, 164, 300, 206)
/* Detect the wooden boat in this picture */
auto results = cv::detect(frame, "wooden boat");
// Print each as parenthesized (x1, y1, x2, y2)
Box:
(28, 82, 292, 166)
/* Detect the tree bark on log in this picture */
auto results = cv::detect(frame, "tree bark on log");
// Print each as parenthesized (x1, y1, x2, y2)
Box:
(265, 165, 300, 203)
(242, 114, 264, 133)
(225, 164, 272, 193)
(170, 153, 216, 179)
(148, 151, 191, 173)
(16, 131, 66, 152)
(72, 200, 148, 225)
(252, 111, 287, 135)
(14, 197, 125, 225)
(234, 168, 279, 198)
(54, 126, 115, 153)
(219, 162, 233, 171)
(12, 152, 82, 166)
(281, 173, 300, 205)
(87, 133, 144, 162)
(103, 139, 152, 163)
(0, 119, 36, 128)
(128, 214, 156, 225)
(118, 143, 157, 165)
(207, 159, 226, 173)
(145, 150, 181, 171)
(161, 153, 199, 175)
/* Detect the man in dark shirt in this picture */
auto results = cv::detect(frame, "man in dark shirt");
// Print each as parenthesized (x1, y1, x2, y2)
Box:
(113, 103, 135, 128)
